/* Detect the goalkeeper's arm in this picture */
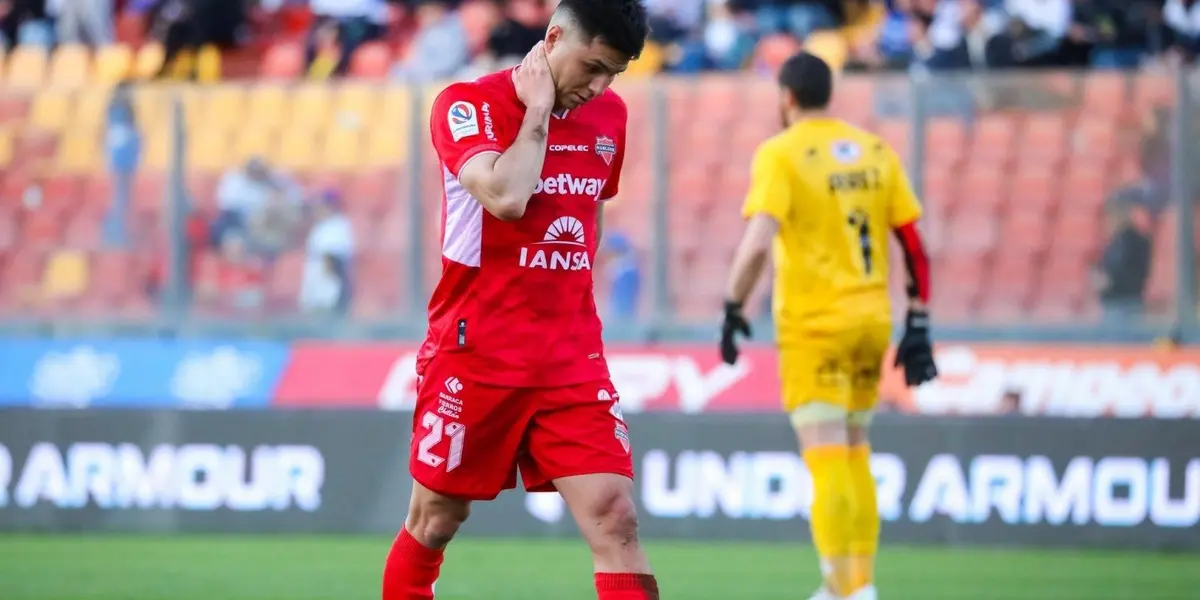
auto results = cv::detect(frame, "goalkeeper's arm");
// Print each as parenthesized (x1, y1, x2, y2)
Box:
(892, 221, 937, 387)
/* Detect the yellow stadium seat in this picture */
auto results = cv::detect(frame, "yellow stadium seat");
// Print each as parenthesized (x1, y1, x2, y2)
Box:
(134, 43, 166, 80)
(196, 44, 222, 83)
(333, 84, 378, 131)
(289, 84, 333, 130)
(94, 44, 134, 85)
(626, 42, 664, 77)
(364, 127, 406, 168)
(144, 128, 172, 170)
(188, 127, 233, 171)
(233, 128, 275, 162)
(30, 90, 74, 131)
(49, 44, 91, 87)
(274, 128, 318, 171)
(72, 89, 109, 132)
(0, 128, 13, 167)
(133, 85, 170, 132)
(6, 47, 49, 89)
(377, 87, 414, 137)
(42, 250, 89, 300)
(198, 86, 245, 133)
(56, 131, 100, 172)
(804, 31, 849, 73)
(320, 126, 364, 171)
(246, 86, 289, 133)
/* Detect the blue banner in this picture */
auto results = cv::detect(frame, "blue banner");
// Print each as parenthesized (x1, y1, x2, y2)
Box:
(0, 339, 290, 409)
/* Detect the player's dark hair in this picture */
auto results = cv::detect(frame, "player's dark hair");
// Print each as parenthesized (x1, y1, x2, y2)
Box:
(778, 52, 833, 110)
(554, 0, 649, 60)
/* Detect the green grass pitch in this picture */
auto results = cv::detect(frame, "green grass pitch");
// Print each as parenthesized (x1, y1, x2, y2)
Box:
(0, 535, 1195, 599)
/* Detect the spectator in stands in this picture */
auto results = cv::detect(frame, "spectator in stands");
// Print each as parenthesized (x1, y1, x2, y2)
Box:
(481, 0, 547, 68)
(705, 0, 757, 70)
(299, 190, 354, 316)
(307, 18, 343, 79)
(604, 231, 640, 321)
(1164, 0, 1200, 61)
(1093, 202, 1152, 323)
(839, 0, 888, 69)
(916, 0, 1008, 70)
(307, 0, 387, 75)
(1064, 0, 1160, 68)
(643, 0, 708, 72)
(51, 0, 114, 46)
(747, 0, 843, 40)
(0, 0, 53, 48)
(389, 0, 469, 83)
(212, 157, 302, 255)
(103, 80, 140, 248)
(986, 0, 1072, 68)
(198, 231, 267, 313)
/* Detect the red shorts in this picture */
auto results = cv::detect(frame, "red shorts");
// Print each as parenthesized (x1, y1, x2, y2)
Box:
(409, 354, 634, 501)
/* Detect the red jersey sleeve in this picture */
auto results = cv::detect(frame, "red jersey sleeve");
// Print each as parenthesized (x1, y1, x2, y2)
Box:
(430, 82, 506, 177)
(598, 95, 628, 202)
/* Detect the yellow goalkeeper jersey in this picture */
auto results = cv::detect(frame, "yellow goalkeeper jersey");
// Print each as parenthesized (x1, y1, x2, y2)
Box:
(741, 118, 923, 344)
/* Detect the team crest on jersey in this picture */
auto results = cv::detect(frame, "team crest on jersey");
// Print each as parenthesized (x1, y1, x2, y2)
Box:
(831, 140, 861, 164)
(595, 135, 617, 165)
(448, 101, 480, 142)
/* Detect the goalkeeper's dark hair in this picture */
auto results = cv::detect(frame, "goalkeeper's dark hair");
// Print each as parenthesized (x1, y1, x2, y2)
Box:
(778, 52, 833, 110)
(554, 0, 649, 60)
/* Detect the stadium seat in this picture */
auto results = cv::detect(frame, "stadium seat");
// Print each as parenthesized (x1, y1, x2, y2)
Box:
(29, 90, 73, 131)
(754, 34, 804, 74)
(55, 131, 100, 172)
(275, 128, 318, 171)
(22, 207, 65, 248)
(289, 84, 333, 130)
(234, 128, 275, 163)
(196, 44, 222, 83)
(364, 127, 407, 168)
(93, 44, 134, 85)
(71, 88, 108, 132)
(333, 84, 380, 130)
(1081, 72, 1128, 119)
(925, 118, 967, 168)
(348, 42, 392, 79)
(5, 46, 48, 89)
(0, 129, 12, 169)
(320, 126, 365, 173)
(0, 206, 17, 250)
(625, 42, 664, 77)
(200, 86, 246, 133)
(260, 42, 306, 80)
(41, 249, 89, 300)
(1018, 113, 1067, 166)
(245, 86, 289, 133)
(133, 42, 165, 80)
(48, 44, 91, 87)
(1, 247, 46, 310)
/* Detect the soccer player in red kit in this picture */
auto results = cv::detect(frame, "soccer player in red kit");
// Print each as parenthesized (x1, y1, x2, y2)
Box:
(380, 1, 658, 599)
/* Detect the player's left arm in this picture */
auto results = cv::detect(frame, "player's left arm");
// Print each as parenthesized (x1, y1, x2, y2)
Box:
(885, 148, 937, 386)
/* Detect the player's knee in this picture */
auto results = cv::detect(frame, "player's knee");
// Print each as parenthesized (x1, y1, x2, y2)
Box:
(588, 485, 641, 549)
(406, 489, 471, 549)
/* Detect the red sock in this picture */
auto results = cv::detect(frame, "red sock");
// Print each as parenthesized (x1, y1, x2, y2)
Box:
(382, 528, 444, 600)
(595, 573, 660, 600)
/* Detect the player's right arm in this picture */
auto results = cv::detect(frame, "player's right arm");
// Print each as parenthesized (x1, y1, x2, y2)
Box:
(430, 43, 555, 222)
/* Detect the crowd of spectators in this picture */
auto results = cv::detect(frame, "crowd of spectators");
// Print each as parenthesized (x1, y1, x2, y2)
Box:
(4, 2, 1200, 79)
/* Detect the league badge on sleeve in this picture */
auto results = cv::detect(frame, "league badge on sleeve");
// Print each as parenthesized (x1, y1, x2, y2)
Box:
(448, 101, 480, 142)
(595, 135, 617, 166)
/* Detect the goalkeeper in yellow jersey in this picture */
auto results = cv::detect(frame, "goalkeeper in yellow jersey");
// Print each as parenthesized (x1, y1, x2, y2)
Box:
(719, 52, 938, 600)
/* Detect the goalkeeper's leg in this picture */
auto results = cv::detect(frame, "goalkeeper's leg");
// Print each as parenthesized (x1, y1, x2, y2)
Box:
(846, 412, 879, 600)
(791, 403, 858, 598)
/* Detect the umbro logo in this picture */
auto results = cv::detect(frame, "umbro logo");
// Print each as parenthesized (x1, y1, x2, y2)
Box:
(445, 377, 464, 394)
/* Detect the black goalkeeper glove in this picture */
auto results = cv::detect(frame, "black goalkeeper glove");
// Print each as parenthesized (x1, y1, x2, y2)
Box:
(894, 309, 938, 387)
(719, 300, 752, 365)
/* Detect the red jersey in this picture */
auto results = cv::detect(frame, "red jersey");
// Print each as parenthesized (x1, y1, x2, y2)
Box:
(419, 68, 627, 388)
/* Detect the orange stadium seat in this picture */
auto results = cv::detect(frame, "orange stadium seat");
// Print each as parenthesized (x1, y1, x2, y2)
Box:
(234, 128, 276, 163)
(333, 84, 381, 129)
(969, 114, 1017, 166)
(0, 128, 13, 169)
(349, 42, 392, 79)
(5, 46, 48, 90)
(261, 42, 305, 80)
(289, 84, 333, 130)
(200, 86, 246, 133)
(55, 131, 100, 172)
(1081, 72, 1128, 119)
(188, 128, 232, 171)
(71, 88, 108, 132)
(1018, 113, 1068, 166)
(274, 128, 318, 171)
(48, 44, 91, 87)
(320, 126, 364, 173)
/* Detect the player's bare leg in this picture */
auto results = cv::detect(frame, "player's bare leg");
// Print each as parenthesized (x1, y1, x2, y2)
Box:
(793, 406, 857, 599)
(382, 481, 471, 600)
(555, 473, 659, 599)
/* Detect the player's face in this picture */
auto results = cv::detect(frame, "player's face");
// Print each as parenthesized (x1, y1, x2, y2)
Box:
(546, 26, 630, 110)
